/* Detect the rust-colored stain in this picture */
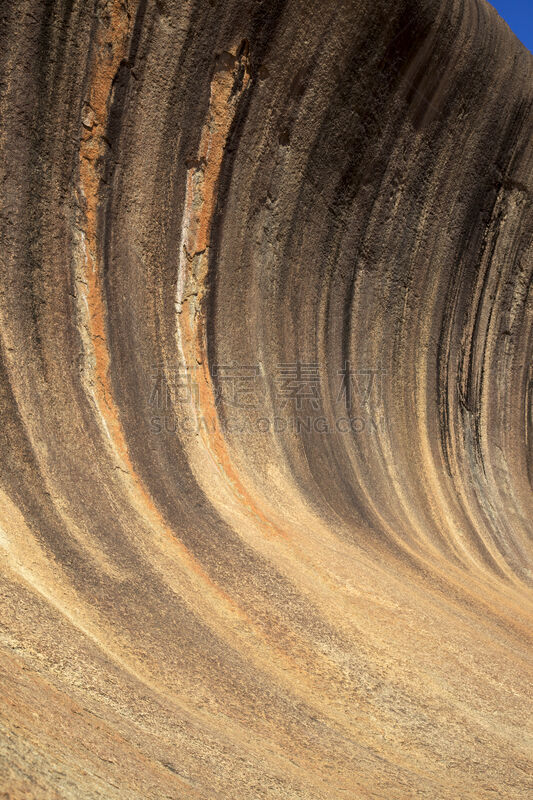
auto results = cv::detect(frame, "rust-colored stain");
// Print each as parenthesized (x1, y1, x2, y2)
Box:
(176, 45, 288, 542)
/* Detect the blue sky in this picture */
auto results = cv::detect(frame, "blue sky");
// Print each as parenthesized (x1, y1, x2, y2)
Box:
(488, 1, 533, 52)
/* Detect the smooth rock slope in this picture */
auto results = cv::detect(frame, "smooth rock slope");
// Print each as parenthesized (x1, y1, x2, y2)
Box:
(0, 0, 532, 797)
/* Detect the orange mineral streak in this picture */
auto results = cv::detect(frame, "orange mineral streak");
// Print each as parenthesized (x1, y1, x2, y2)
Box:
(177, 52, 288, 541)
(78, 0, 134, 461)
(77, 5, 250, 616)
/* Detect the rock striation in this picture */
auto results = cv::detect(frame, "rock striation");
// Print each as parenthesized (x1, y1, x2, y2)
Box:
(0, 0, 532, 797)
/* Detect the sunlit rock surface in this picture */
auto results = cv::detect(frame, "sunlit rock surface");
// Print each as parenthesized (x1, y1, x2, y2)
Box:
(0, 1, 532, 797)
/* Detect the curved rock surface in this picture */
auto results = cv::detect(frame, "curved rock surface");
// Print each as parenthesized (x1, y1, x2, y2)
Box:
(0, 1, 532, 797)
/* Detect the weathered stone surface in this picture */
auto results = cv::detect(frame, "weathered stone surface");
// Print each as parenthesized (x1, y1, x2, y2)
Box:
(0, 1, 531, 797)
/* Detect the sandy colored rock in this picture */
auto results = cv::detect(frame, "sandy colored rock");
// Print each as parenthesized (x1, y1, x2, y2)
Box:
(0, 0, 531, 797)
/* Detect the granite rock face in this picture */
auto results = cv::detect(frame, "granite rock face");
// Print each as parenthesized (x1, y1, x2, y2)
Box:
(0, 1, 532, 798)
